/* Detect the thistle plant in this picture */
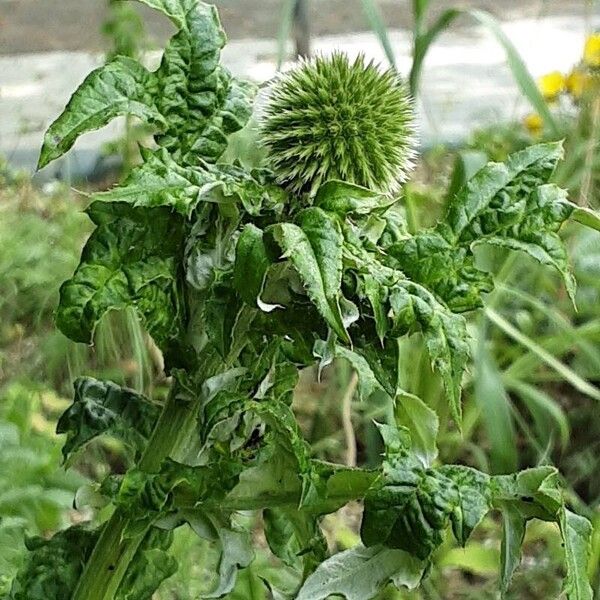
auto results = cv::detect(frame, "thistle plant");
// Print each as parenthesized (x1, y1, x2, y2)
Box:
(8, 2, 600, 599)
(261, 53, 415, 196)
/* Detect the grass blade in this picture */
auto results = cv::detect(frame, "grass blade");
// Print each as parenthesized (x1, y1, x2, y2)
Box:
(486, 307, 600, 402)
(409, 8, 559, 137)
(474, 332, 518, 474)
(277, 0, 297, 69)
(360, 0, 396, 69)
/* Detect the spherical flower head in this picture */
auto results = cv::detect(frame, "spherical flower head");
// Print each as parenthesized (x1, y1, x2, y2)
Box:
(260, 52, 416, 197)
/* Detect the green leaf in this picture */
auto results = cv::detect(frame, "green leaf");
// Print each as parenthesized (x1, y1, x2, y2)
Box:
(389, 281, 469, 424)
(252, 401, 317, 506)
(185, 513, 255, 600)
(390, 143, 580, 309)
(571, 205, 600, 232)
(150, 2, 230, 160)
(491, 466, 563, 519)
(490, 468, 593, 597)
(56, 377, 161, 464)
(388, 230, 493, 313)
(474, 340, 518, 474)
(135, 0, 198, 26)
(269, 208, 351, 342)
(57, 202, 187, 366)
(439, 465, 491, 546)
(116, 528, 178, 600)
(314, 180, 392, 216)
(498, 503, 525, 597)
(362, 452, 459, 559)
(116, 458, 242, 532)
(7, 526, 99, 600)
(39, 0, 255, 168)
(394, 391, 439, 468)
(93, 149, 282, 217)
(263, 508, 327, 577)
(38, 57, 163, 169)
(234, 225, 272, 308)
(559, 508, 593, 600)
(296, 545, 425, 600)
(313, 340, 387, 402)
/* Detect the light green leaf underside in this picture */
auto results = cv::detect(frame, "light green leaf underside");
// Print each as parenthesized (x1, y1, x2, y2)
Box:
(296, 545, 425, 600)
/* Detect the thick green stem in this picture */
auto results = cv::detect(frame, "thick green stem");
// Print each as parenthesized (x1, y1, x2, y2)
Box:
(72, 389, 199, 600)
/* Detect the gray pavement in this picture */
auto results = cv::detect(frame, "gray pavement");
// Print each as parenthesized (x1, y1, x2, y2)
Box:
(0, 2, 595, 178)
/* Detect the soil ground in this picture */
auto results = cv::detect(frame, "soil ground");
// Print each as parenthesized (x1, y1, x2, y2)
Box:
(0, 0, 587, 55)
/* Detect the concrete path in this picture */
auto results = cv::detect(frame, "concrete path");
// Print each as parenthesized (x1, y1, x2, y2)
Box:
(0, 10, 593, 178)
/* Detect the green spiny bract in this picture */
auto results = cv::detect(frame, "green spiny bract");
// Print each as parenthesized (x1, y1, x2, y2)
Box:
(260, 52, 415, 197)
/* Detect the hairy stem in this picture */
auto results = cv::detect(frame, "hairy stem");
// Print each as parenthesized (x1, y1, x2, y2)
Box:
(72, 389, 199, 600)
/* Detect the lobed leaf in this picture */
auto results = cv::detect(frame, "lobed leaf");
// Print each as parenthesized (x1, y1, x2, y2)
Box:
(39, 1, 254, 169)
(38, 57, 163, 169)
(361, 452, 460, 559)
(296, 545, 425, 600)
(389, 142, 597, 310)
(93, 149, 283, 217)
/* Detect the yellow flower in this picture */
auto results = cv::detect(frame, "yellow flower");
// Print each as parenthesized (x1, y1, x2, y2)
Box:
(584, 33, 600, 67)
(566, 67, 587, 100)
(537, 71, 565, 101)
(523, 112, 543, 136)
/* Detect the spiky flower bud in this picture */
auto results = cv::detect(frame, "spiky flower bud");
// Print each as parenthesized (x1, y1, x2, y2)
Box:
(260, 52, 416, 197)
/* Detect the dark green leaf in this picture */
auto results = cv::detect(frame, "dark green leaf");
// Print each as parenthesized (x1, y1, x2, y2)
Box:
(362, 452, 459, 560)
(390, 143, 582, 309)
(7, 526, 99, 600)
(234, 225, 272, 308)
(57, 377, 160, 464)
(57, 202, 187, 366)
(439, 465, 491, 546)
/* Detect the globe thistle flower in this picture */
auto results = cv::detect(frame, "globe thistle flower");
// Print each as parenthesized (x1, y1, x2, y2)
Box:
(260, 52, 416, 197)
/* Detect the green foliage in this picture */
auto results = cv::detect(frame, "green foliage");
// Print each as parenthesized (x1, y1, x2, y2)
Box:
(57, 377, 160, 464)
(7, 526, 99, 600)
(10, 2, 600, 599)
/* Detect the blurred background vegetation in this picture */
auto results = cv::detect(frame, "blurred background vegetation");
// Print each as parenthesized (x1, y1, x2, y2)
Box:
(3, 1, 600, 598)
